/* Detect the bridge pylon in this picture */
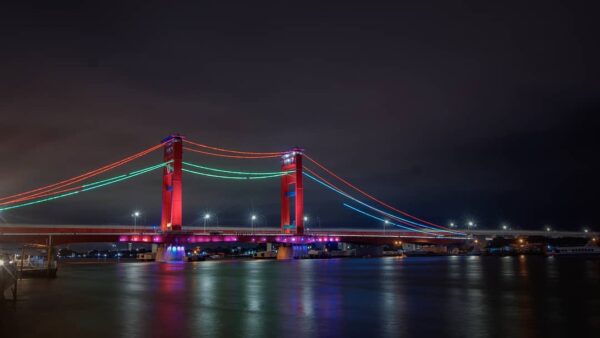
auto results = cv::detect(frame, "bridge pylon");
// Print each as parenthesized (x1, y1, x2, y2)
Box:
(160, 134, 183, 232)
(280, 148, 304, 235)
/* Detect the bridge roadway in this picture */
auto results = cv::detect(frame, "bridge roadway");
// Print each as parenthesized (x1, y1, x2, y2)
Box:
(2, 225, 594, 247)
(0, 224, 466, 246)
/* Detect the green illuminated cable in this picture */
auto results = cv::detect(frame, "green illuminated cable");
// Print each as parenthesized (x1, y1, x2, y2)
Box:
(183, 161, 291, 176)
(0, 162, 169, 212)
(0, 191, 81, 212)
(81, 165, 164, 192)
(0, 160, 285, 211)
(82, 161, 170, 188)
(182, 168, 286, 180)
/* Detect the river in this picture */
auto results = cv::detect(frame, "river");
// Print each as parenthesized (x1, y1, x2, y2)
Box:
(1, 256, 599, 338)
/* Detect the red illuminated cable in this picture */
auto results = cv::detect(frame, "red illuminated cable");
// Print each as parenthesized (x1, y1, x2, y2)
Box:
(184, 139, 284, 155)
(183, 147, 281, 159)
(0, 144, 162, 202)
(304, 166, 452, 236)
(0, 150, 152, 205)
(7, 144, 162, 202)
(303, 166, 449, 236)
(0, 143, 163, 202)
(304, 154, 453, 231)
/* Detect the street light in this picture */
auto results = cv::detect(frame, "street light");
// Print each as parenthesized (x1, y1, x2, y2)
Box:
(545, 226, 551, 232)
(449, 222, 455, 228)
(251, 215, 257, 233)
(384, 220, 389, 234)
(583, 228, 589, 233)
(203, 213, 211, 233)
(132, 211, 140, 233)
(502, 225, 508, 230)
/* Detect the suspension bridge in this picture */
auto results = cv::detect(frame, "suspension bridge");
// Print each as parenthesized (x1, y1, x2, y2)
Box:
(0, 134, 467, 261)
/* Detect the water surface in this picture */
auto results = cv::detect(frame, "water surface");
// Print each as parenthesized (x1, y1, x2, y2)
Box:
(1, 256, 599, 338)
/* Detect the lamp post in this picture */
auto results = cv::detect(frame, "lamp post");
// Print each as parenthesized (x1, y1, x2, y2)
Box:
(203, 213, 211, 233)
(467, 221, 475, 231)
(384, 220, 389, 235)
(132, 211, 140, 233)
(251, 215, 257, 234)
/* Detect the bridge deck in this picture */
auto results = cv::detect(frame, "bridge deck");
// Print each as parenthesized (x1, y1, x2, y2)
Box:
(3, 224, 594, 246)
(0, 224, 466, 245)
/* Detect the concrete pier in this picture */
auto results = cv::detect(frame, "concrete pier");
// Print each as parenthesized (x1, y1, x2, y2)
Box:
(276, 244, 308, 260)
(276, 245, 294, 260)
(155, 244, 185, 262)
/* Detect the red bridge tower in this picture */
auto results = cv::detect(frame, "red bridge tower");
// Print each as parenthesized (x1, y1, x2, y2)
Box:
(160, 134, 183, 232)
(281, 148, 304, 235)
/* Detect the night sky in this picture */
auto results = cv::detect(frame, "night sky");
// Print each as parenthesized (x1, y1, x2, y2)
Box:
(1, 1, 599, 231)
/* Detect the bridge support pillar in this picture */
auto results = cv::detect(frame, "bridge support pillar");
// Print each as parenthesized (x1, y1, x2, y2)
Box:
(276, 244, 308, 260)
(155, 245, 166, 262)
(155, 244, 185, 262)
(277, 245, 293, 260)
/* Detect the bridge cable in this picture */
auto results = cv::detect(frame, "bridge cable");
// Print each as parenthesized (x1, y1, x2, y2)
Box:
(342, 204, 462, 239)
(303, 172, 436, 235)
(303, 168, 465, 236)
(303, 154, 455, 232)
(183, 139, 285, 156)
(182, 169, 290, 180)
(183, 147, 281, 159)
(183, 161, 289, 176)
(0, 162, 168, 212)
(303, 170, 459, 236)
(0, 143, 164, 204)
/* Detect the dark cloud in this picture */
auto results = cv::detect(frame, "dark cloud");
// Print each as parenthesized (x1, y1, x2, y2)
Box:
(1, 1, 599, 230)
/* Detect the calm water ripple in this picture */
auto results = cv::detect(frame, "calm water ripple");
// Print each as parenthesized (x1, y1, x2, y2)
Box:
(1, 256, 599, 338)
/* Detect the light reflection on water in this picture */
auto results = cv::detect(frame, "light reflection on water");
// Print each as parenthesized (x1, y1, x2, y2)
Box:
(1, 256, 599, 338)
